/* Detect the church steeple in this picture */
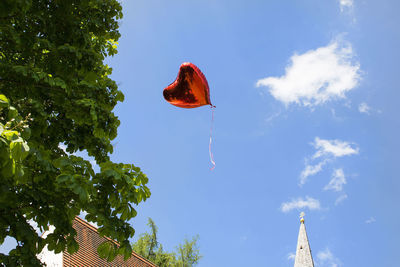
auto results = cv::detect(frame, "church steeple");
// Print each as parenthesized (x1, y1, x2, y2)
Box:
(294, 212, 314, 267)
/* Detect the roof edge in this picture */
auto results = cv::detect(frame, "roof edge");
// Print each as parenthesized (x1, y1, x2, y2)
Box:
(74, 216, 157, 267)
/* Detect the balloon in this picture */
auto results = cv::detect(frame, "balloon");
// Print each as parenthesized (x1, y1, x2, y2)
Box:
(163, 62, 213, 108)
(163, 62, 216, 170)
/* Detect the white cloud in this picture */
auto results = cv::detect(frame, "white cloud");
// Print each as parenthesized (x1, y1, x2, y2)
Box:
(281, 196, 321, 213)
(335, 194, 348, 205)
(339, 0, 354, 12)
(287, 252, 296, 261)
(265, 110, 282, 124)
(317, 248, 334, 261)
(256, 40, 360, 107)
(365, 217, 376, 224)
(324, 169, 347, 192)
(358, 102, 370, 114)
(313, 137, 359, 159)
(300, 160, 327, 185)
(299, 137, 358, 185)
(317, 248, 341, 267)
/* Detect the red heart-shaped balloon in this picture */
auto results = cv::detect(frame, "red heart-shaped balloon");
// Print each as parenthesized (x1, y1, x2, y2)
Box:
(163, 62, 212, 108)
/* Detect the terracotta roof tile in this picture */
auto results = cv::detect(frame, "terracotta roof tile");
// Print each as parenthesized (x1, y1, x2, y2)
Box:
(63, 217, 157, 267)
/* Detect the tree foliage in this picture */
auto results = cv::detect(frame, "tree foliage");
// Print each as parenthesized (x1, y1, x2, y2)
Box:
(132, 218, 202, 267)
(0, 0, 150, 265)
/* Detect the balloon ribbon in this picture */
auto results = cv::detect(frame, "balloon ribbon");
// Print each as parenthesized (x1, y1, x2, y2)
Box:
(209, 105, 216, 170)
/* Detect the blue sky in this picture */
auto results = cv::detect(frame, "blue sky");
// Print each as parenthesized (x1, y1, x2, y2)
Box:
(106, 0, 399, 266)
(2, 0, 400, 266)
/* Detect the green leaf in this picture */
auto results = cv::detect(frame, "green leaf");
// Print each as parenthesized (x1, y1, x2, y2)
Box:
(10, 139, 29, 161)
(97, 241, 118, 261)
(1, 130, 19, 141)
(130, 207, 137, 218)
(67, 239, 79, 254)
(84, 72, 98, 83)
(21, 127, 31, 139)
(78, 187, 88, 202)
(53, 157, 70, 168)
(56, 174, 70, 183)
(0, 94, 9, 108)
(120, 206, 128, 221)
(97, 241, 110, 258)
(0, 1, 149, 264)
(1, 160, 14, 178)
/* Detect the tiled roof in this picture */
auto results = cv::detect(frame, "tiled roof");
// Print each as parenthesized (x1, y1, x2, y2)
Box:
(63, 216, 157, 267)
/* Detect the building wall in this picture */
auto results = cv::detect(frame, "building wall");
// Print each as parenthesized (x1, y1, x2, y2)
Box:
(37, 226, 63, 267)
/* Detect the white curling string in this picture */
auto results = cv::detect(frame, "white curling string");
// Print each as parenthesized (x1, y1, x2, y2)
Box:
(209, 106, 216, 171)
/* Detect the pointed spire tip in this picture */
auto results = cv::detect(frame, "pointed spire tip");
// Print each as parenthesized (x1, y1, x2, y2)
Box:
(300, 212, 305, 223)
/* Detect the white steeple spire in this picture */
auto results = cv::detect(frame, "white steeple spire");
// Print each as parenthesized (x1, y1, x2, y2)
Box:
(294, 212, 314, 267)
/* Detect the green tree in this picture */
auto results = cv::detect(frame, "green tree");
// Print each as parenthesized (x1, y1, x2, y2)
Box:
(0, 1, 150, 265)
(132, 218, 202, 267)
(176, 236, 202, 267)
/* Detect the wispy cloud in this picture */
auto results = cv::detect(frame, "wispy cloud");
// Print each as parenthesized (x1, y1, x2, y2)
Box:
(359, 102, 382, 115)
(287, 252, 296, 261)
(300, 138, 358, 185)
(358, 102, 370, 114)
(300, 160, 327, 185)
(335, 194, 348, 205)
(281, 196, 321, 213)
(313, 137, 359, 159)
(317, 248, 335, 261)
(265, 110, 282, 124)
(317, 248, 341, 267)
(365, 217, 376, 224)
(324, 169, 347, 192)
(339, 0, 354, 12)
(256, 39, 360, 107)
